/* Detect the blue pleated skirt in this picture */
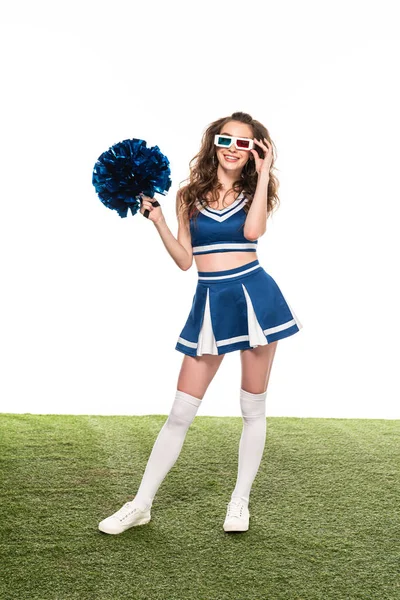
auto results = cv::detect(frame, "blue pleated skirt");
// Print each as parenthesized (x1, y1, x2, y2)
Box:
(175, 259, 303, 357)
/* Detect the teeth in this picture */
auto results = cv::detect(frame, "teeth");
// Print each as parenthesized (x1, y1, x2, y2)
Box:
(225, 156, 238, 160)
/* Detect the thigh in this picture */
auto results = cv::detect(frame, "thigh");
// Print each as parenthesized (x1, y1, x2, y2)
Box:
(176, 354, 226, 399)
(240, 341, 278, 394)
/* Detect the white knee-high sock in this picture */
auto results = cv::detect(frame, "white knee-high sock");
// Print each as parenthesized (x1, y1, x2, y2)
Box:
(230, 387, 267, 505)
(132, 389, 202, 509)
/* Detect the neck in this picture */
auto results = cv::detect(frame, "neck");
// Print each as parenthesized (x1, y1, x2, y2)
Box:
(217, 165, 242, 192)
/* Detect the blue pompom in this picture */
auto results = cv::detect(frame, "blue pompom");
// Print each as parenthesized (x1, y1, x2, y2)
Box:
(92, 138, 172, 218)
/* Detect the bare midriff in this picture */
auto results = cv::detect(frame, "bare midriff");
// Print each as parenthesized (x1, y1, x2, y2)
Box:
(194, 251, 258, 272)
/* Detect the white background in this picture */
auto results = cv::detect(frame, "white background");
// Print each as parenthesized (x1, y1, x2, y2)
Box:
(1, 0, 399, 418)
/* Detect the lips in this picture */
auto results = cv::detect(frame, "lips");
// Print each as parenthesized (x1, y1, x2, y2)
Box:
(224, 155, 239, 162)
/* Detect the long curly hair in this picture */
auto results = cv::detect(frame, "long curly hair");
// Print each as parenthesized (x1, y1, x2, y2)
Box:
(177, 111, 280, 227)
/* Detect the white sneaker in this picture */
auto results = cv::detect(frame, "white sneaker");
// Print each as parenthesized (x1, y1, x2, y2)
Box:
(223, 499, 250, 532)
(98, 498, 151, 535)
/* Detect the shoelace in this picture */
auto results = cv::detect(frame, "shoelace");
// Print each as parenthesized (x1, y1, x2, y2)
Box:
(114, 502, 137, 522)
(227, 501, 246, 519)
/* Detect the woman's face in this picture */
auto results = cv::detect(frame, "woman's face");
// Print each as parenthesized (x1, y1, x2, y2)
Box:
(214, 121, 254, 173)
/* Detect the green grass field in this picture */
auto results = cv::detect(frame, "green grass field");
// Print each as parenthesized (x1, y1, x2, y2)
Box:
(0, 413, 398, 600)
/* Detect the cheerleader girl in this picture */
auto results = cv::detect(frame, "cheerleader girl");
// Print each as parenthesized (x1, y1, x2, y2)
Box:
(98, 111, 302, 534)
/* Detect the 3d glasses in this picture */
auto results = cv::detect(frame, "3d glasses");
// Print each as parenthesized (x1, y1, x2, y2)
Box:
(214, 134, 254, 151)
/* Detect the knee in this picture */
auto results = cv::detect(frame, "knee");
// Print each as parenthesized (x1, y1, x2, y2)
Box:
(166, 389, 202, 430)
(240, 387, 267, 422)
(166, 411, 193, 430)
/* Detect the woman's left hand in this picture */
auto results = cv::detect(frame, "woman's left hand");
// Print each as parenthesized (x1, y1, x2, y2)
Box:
(250, 137, 273, 176)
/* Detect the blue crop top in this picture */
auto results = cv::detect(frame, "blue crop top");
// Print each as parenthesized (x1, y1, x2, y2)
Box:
(189, 191, 258, 255)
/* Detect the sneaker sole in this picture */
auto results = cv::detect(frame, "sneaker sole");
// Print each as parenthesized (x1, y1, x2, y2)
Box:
(223, 522, 249, 532)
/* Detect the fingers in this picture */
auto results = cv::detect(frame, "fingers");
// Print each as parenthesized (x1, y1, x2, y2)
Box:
(253, 137, 270, 151)
(139, 193, 154, 210)
(139, 193, 153, 203)
(140, 198, 154, 211)
(139, 193, 161, 220)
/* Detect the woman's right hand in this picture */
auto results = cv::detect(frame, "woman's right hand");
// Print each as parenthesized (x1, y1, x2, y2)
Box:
(139, 193, 163, 224)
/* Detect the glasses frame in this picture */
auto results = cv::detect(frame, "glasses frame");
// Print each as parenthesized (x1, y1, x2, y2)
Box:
(214, 134, 254, 151)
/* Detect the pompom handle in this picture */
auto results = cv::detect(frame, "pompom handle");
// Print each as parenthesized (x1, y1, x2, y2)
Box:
(143, 199, 161, 219)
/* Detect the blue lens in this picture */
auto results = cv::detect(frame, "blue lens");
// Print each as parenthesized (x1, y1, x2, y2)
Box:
(217, 136, 231, 146)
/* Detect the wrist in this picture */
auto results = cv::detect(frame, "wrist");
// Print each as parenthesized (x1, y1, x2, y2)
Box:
(154, 214, 166, 228)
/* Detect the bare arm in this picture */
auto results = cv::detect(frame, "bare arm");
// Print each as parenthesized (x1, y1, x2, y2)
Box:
(139, 190, 193, 271)
(243, 171, 269, 241)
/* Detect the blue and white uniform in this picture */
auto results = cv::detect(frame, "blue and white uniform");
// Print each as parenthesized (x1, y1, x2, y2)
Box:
(190, 192, 258, 255)
(175, 192, 303, 357)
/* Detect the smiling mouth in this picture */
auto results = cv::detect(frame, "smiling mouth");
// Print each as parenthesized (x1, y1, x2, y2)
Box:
(223, 155, 239, 162)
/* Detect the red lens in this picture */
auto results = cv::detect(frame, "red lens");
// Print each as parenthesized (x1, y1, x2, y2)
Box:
(236, 139, 250, 149)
